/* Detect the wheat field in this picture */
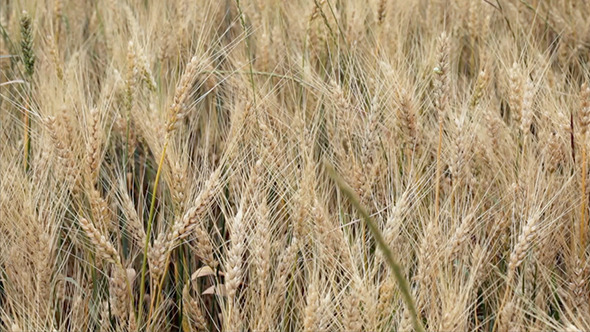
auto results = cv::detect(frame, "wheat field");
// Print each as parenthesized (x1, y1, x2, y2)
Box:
(1, 0, 590, 331)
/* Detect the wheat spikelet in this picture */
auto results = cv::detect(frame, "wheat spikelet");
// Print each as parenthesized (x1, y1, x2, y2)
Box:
(467, 0, 480, 42)
(439, 292, 465, 332)
(20, 11, 35, 77)
(415, 218, 440, 314)
(447, 212, 476, 259)
(377, 278, 395, 326)
(303, 280, 320, 332)
(509, 63, 524, 127)
(342, 285, 363, 331)
(182, 281, 207, 331)
(124, 41, 137, 114)
(270, 236, 299, 314)
(318, 289, 333, 332)
(119, 187, 146, 244)
(294, 161, 313, 240)
(397, 88, 419, 153)
(148, 232, 167, 282)
(471, 68, 489, 107)
(328, 79, 354, 165)
(508, 214, 540, 277)
(86, 108, 102, 183)
(433, 31, 450, 228)
(137, 47, 156, 91)
(98, 301, 110, 332)
(225, 207, 245, 299)
(47, 34, 63, 80)
(190, 225, 217, 269)
(53, 0, 63, 28)
(545, 130, 564, 173)
(377, 0, 387, 25)
(377, 193, 408, 268)
(34, 229, 52, 315)
(569, 257, 589, 314)
(109, 267, 134, 322)
(398, 307, 413, 332)
(174, 174, 221, 238)
(88, 186, 112, 232)
(312, 198, 352, 271)
(360, 100, 381, 204)
(167, 55, 202, 134)
(449, 117, 474, 186)
(433, 32, 450, 119)
(520, 78, 535, 134)
(45, 115, 78, 186)
(170, 160, 188, 210)
(142, 165, 220, 320)
(79, 217, 120, 265)
(253, 197, 271, 292)
(257, 31, 270, 72)
(484, 102, 504, 151)
(360, 282, 379, 331)
(498, 301, 517, 332)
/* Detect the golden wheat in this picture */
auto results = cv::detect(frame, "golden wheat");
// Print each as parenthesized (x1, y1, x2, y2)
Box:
(3, 0, 590, 331)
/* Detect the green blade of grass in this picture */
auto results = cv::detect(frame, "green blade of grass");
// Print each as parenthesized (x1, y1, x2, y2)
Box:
(324, 160, 424, 332)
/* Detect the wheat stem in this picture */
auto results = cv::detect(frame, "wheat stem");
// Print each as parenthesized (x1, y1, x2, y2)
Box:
(138, 141, 168, 327)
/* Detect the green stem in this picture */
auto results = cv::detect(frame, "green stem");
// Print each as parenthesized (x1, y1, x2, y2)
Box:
(325, 161, 424, 332)
(137, 141, 168, 328)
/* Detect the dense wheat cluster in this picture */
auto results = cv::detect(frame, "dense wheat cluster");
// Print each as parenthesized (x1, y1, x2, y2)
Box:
(2, 0, 590, 331)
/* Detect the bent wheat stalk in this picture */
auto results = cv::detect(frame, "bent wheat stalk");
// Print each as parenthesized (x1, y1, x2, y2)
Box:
(325, 161, 424, 332)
